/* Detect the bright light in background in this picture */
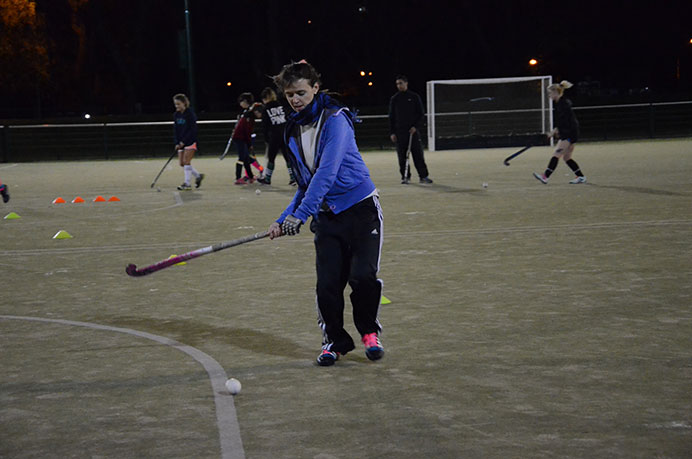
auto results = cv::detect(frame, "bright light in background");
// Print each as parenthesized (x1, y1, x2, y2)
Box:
(368, 71, 372, 76)
(368, 82, 373, 86)
(84, 113, 91, 119)
(360, 70, 365, 77)
(529, 59, 538, 66)
(226, 81, 232, 87)
(307, 19, 312, 24)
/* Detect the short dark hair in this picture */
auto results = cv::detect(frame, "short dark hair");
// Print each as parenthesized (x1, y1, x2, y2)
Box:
(273, 61, 322, 91)
(395, 75, 408, 82)
(238, 92, 254, 104)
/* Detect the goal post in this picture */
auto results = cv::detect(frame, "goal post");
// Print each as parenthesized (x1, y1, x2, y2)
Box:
(426, 76, 553, 151)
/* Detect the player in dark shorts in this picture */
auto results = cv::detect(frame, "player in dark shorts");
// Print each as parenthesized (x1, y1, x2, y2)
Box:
(533, 80, 587, 185)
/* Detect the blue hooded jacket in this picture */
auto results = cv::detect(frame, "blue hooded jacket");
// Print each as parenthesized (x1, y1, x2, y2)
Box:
(277, 93, 376, 224)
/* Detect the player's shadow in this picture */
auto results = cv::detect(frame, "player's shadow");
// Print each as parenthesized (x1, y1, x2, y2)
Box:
(178, 192, 203, 202)
(410, 182, 486, 194)
(588, 183, 686, 197)
(110, 316, 312, 359)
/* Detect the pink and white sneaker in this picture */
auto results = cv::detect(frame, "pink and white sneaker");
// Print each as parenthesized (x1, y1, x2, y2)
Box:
(362, 332, 384, 361)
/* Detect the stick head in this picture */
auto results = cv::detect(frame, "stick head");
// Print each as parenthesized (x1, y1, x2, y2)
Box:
(503, 160, 510, 166)
(126, 264, 143, 277)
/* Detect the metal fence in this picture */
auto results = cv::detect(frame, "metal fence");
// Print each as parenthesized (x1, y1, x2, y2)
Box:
(2, 101, 691, 162)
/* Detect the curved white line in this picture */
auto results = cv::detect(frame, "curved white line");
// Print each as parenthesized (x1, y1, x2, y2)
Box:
(0, 315, 245, 459)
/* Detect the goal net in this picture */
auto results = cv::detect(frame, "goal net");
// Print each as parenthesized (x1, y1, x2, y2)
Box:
(426, 76, 553, 151)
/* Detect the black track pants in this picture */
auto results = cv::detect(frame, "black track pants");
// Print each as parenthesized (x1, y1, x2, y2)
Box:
(311, 196, 384, 354)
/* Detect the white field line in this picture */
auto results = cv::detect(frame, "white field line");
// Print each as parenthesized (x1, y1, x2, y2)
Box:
(0, 315, 245, 459)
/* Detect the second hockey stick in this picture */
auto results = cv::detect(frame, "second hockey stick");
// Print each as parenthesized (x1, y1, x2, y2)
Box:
(150, 150, 178, 188)
(503, 145, 532, 166)
(404, 131, 413, 180)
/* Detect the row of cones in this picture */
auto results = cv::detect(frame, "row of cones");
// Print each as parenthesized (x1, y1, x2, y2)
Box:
(53, 196, 120, 204)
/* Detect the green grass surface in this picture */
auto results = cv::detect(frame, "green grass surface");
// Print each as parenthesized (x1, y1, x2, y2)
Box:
(1, 140, 691, 458)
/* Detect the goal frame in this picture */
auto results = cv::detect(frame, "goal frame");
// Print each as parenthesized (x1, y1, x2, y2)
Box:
(426, 76, 553, 151)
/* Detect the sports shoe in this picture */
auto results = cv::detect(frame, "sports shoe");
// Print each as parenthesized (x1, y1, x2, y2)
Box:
(316, 349, 339, 366)
(195, 173, 205, 188)
(533, 172, 548, 184)
(0, 184, 8, 203)
(234, 177, 248, 185)
(257, 176, 271, 185)
(419, 177, 433, 184)
(288, 178, 297, 186)
(401, 177, 410, 184)
(177, 183, 192, 191)
(362, 332, 384, 361)
(569, 176, 587, 184)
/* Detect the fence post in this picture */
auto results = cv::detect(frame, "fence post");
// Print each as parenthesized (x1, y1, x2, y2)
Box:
(103, 122, 109, 160)
(1, 125, 8, 162)
(648, 103, 655, 138)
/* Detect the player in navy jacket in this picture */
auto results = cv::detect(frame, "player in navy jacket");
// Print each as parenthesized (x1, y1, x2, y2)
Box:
(267, 61, 385, 367)
(173, 93, 204, 190)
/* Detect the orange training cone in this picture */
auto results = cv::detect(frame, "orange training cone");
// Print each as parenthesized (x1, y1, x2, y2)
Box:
(71, 196, 85, 203)
(93, 196, 106, 202)
(52, 197, 66, 204)
(108, 196, 120, 202)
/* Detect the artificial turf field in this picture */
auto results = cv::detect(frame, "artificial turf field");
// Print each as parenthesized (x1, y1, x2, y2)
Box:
(1, 139, 691, 458)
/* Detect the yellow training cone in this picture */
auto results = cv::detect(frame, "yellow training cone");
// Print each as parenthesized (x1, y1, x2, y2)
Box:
(53, 230, 73, 239)
(4, 212, 20, 220)
(381, 295, 391, 305)
(168, 255, 186, 266)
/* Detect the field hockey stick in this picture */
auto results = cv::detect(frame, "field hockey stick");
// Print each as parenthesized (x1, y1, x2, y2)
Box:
(503, 145, 532, 166)
(219, 111, 249, 160)
(218, 135, 234, 161)
(126, 231, 269, 277)
(150, 150, 178, 188)
(404, 131, 413, 178)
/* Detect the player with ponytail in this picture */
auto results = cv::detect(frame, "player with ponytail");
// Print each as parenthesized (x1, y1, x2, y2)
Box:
(533, 80, 587, 185)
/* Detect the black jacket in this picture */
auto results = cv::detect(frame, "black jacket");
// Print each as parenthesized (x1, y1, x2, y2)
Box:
(554, 97, 580, 140)
(388, 90, 425, 134)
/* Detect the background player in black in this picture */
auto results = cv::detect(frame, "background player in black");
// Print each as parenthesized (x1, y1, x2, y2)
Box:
(257, 87, 296, 185)
(533, 80, 586, 184)
(388, 75, 432, 184)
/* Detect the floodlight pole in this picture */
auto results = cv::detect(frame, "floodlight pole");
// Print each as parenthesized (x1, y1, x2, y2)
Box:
(184, 0, 196, 108)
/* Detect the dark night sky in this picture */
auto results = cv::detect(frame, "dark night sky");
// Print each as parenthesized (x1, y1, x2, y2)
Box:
(1, 0, 692, 119)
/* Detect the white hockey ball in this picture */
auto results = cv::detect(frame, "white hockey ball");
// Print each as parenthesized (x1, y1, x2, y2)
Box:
(225, 378, 241, 395)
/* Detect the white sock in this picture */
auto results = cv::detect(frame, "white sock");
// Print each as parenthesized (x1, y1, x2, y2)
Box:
(184, 165, 191, 184)
(189, 165, 200, 178)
